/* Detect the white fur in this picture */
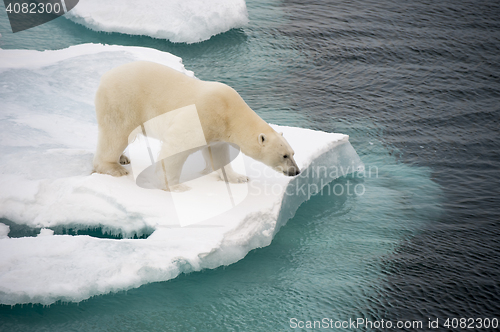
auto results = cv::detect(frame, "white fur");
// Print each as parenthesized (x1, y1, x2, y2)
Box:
(93, 61, 300, 188)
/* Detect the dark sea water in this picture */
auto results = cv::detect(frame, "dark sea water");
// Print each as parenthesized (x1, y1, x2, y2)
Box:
(278, 0, 500, 326)
(1, 0, 499, 331)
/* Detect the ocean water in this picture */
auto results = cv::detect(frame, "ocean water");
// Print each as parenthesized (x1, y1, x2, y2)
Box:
(0, 0, 499, 331)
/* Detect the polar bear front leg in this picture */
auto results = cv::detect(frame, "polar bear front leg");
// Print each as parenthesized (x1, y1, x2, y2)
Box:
(217, 165, 249, 183)
(203, 143, 249, 183)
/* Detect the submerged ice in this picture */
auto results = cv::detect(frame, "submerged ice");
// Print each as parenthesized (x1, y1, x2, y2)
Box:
(0, 44, 363, 305)
(65, 0, 249, 43)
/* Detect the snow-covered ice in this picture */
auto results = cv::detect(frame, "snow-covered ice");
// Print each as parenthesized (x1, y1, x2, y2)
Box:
(0, 44, 363, 305)
(65, 0, 249, 43)
(0, 223, 9, 239)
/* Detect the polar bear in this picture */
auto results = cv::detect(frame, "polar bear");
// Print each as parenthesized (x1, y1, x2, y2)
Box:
(93, 61, 300, 190)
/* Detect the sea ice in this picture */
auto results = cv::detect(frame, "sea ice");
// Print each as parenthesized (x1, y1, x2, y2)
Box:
(0, 44, 363, 305)
(0, 223, 9, 239)
(65, 0, 249, 43)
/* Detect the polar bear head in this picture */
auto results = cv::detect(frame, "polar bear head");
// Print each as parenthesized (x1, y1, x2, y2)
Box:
(257, 131, 300, 176)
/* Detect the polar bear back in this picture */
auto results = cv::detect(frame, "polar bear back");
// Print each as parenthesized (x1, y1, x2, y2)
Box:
(95, 61, 248, 142)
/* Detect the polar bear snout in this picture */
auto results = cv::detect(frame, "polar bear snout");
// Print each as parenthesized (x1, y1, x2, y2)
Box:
(286, 159, 301, 176)
(284, 166, 301, 176)
(280, 156, 300, 176)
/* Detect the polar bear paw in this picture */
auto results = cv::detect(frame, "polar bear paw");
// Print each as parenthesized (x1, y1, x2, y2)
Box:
(106, 165, 129, 177)
(224, 173, 249, 183)
(169, 183, 191, 192)
(93, 162, 129, 177)
(119, 154, 130, 165)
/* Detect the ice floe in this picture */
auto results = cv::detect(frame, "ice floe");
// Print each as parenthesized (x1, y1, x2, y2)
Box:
(65, 0, 249, 43)
(0, 44, 363, 305)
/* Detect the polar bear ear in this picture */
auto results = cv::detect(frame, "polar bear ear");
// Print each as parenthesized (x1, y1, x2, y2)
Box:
(279, 132, 283, 136)
(258, 133, 267, 146)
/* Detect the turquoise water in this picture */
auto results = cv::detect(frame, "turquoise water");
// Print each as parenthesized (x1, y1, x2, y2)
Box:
(1, 164, 439, 331)
(3, 0, 498, 330)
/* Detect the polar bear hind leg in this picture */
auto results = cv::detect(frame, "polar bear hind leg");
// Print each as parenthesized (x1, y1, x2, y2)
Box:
(93, 128, 129, 176)
(119, 154, 130, 165)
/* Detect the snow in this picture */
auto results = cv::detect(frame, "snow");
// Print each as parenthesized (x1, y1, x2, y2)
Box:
(0, 43, 363, 305)
(37, 228, 55, 237)
(0, 223, 9, 239)
(65, 0, 249, 43)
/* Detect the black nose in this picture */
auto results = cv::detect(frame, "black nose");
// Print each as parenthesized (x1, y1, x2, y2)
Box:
(287, 167, 300, 176)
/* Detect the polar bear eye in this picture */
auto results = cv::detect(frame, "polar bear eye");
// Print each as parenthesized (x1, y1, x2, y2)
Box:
(283, 154, 288, 159)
